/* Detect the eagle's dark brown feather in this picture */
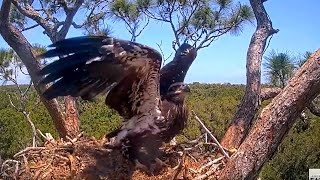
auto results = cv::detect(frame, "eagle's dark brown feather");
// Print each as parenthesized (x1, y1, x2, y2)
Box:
(160, 43, 197, 95)
(37, 36, 191, 172)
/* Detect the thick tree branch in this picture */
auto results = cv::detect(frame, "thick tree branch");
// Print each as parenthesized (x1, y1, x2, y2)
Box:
(220, 0, 279, 149)
(0, 0, 11, 22)
(11, 0, 54, 35)
(261, 87, 320, 116)
(260, 87, 282, 101)
(219, 49, 320, 180)
(56, 0, 84, 41)
(0, 0, 70, 138)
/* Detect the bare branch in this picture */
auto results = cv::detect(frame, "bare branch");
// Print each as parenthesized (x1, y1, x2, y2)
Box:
(21, 24, 40, 32)
(11, 0, 54, 35)
(57, 0, 84, 41)
(156, 41, 173, 66)
(197, 157, 224, 173)
(192, 110, 230, 159)
(135, 18, 149, 38)
(7, 93, 20, 112)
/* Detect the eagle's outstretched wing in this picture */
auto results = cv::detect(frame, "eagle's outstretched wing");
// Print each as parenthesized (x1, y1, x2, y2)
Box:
(38, 36, 162, 119)
(160, 43, 197, 95)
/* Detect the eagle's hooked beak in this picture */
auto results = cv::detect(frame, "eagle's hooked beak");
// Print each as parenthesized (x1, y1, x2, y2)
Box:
(180, 49, 190, 56)
(174, 84, 191, 94)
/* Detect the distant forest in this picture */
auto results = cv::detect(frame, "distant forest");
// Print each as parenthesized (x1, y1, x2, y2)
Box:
(1, 83, 319, 179)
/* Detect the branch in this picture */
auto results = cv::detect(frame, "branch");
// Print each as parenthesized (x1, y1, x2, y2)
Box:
(0, 0, 11, 23)
(220, 0, 279, 149)
(21, 24, 40, 32)
(192, 110, 230, 159)
(219, 49, 320, 179)
(57, 0, 84, 41)
(7, 93, 20, 112)
(156, 41, 173, 66)
(0, 7, 67, 138)
(260, 87, 282, 101)
(57, 0, 69, 12)
(11, 0, 54, 35)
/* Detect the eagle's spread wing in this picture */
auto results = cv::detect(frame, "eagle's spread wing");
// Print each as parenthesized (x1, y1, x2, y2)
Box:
(38, 36, 162, 119)
(160, 43, 197, 95)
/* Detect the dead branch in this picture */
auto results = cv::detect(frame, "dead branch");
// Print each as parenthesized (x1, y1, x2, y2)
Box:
(37, 129, 56, 145)
(192, 110, 230, 159)
(156, 41, 174, 66)
(195, 163, 221, 180)
(198, 157, 224, 173)
(0, 159, 20, 178)
(14, 147, 46, 158)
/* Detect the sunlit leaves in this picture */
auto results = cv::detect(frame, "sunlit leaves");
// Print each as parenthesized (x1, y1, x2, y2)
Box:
(140, 0, 254, 49)
(136, 0, 152, 9)
(215, 0, 232, 8)
(263, 50, 295, 88)
(0, 45, 46, 83)
(111, 0, 140, 21)
(297, 51, 312, 67)
(9, 6, 27, 31)
(109, 0, 149, 41)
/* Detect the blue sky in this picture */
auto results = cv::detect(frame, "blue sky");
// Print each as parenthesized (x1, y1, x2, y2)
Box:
(0, 0, 319, 84)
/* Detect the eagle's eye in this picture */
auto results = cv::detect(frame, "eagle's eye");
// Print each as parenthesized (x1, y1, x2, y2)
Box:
(168, 83, 190, 94)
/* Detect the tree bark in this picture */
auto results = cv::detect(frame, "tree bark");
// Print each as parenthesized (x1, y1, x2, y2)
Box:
(219, 49, 320, 179)
(0, 0, 81, 138)
(260, 87, 282, 101)
(220, 0, 279, 149)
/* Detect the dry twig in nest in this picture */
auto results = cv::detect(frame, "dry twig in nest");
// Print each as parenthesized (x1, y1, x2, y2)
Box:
(192, 110, 230, 158)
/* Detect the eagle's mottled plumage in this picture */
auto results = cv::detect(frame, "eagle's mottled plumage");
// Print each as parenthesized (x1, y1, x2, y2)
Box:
(37, 36, 193, 171)
(160, 43, 197, 95)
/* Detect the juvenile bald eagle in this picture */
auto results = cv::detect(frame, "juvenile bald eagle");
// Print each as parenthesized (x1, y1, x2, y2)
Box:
(37, 36, 191, 171)
(160, 43, 197, 95)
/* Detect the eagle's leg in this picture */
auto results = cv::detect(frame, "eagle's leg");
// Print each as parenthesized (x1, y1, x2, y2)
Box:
(104, 128, 130, 149)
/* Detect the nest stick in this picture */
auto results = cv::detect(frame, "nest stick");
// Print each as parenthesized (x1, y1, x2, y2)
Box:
(192, 110, 230, 159)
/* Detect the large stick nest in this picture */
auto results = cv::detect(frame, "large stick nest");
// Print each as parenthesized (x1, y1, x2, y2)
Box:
(0, 134, 227, 180)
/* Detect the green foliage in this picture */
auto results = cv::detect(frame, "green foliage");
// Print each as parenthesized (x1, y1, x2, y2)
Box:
(0, 83, 319, 180)
(9, 6, 27, 31)
(297, 51, 312, 67)
(185, 83, 244, 140)
(77, 98, 122, 138)
(0, 83, 244, 157)
(109, 0, 148, 41)
(263, 50, 295, 88)
(0, 86, 57, 158)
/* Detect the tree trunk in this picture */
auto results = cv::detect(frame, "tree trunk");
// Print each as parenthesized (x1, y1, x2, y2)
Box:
(220, 0, 279, 149)
(63, 96, 80, 138)
(0, 0, 80, 138)
(219, 49, 320, 179)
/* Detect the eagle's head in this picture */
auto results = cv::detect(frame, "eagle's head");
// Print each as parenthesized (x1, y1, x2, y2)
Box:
(165, 82, 191, 103)
(175, 43, 197, 60)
